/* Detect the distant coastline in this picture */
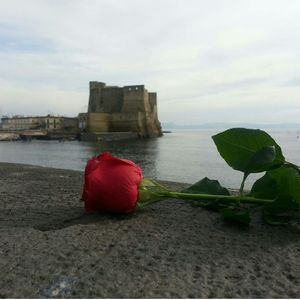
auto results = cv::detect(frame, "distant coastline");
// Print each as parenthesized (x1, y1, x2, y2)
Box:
(162, 122, 300, 130)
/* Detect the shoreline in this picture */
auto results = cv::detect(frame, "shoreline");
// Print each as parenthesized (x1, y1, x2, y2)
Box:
(0, 162, 299, 298)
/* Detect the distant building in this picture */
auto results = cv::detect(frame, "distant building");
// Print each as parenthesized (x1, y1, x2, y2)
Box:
(0, 115, 78, 134)
(78, 113, 88, 132)
(80, 81, 162, 138)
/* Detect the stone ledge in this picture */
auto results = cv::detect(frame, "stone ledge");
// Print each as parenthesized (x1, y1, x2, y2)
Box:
(0, 162, 299, 298)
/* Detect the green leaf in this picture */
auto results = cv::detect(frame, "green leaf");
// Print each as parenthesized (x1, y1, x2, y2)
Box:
(212, 128, 285, 173)
(182, 177, 230, 195)
(250, 172, 279, 199)
(246, 146, 276, 173)
(221, 207, 251, 225)
(263, 166, 300, 214)
(182, 177, 230, 211)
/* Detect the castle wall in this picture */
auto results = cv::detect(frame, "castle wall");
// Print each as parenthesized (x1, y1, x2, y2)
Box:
(149, 93, 157, 112)
(88, 113, 111, 132)
(111, 112, 140, 132)
(143, 89, 152, 114)
(100, 87, 123, 113)
(122, 85, 146, 113)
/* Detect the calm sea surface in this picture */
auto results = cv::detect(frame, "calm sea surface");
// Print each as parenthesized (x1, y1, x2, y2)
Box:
(0, 129, 299, 189)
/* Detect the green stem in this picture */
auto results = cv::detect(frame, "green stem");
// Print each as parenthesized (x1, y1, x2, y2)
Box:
(137, 178, 274, 210)
(239, 173, 248, 197)
(168, 191, 273, 204)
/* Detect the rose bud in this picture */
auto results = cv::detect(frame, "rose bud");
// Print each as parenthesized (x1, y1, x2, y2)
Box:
(82, 153, 273, 215)
(82, 152, 142, 214)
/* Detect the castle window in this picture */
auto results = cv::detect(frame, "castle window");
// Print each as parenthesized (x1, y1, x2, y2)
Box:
(135, 87, 138, 90)
(128, 87, 132, 91)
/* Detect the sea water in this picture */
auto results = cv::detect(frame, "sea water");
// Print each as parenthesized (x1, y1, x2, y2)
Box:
(0, 129, 299, 189)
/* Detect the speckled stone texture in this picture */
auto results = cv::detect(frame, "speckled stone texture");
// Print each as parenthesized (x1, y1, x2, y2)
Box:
(0, 162, 299, 298)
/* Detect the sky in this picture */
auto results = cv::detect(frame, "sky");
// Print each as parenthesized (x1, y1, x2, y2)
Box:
(0, 0, 300, 125)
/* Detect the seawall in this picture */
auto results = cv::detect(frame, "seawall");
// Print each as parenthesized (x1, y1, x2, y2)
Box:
(0, 162, 299, 298)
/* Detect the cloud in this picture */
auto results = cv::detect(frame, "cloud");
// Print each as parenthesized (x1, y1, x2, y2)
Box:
(0, 0, 300, 124)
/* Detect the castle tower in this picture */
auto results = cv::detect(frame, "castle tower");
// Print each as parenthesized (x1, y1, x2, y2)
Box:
(88, 81, 106, 113)
(122, 85, 147, 113)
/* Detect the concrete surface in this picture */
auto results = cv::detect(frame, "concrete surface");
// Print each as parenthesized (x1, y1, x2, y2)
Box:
(0, 162, 299, 298)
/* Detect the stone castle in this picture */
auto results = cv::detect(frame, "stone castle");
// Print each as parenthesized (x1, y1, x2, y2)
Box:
(81, 81, 162, 138)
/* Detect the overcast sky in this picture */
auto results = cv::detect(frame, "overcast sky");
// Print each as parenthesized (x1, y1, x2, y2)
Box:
(0, 0, 300, 125)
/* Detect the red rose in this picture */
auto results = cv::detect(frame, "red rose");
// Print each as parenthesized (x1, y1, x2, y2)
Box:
(82, 152, 143, 214)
